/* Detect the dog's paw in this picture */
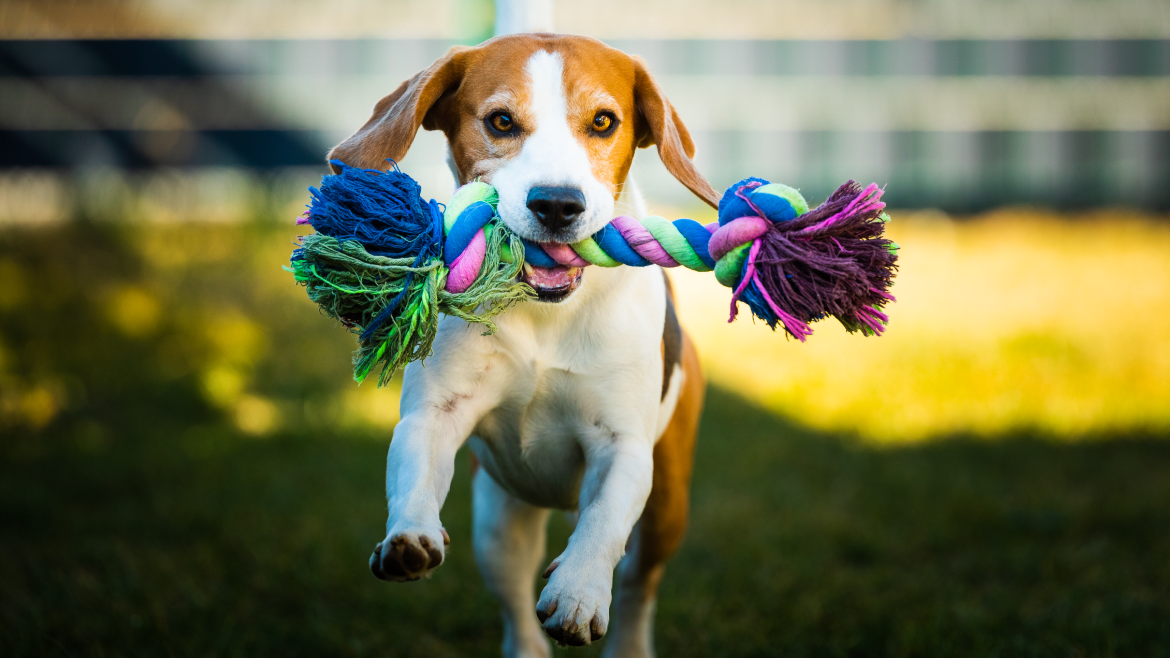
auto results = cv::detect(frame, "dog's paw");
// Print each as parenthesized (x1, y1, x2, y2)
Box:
(535, 562, 611, 646)
(369, 527, 449, 582)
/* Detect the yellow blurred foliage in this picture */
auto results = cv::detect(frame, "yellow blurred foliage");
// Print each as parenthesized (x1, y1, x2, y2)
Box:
(203, 312, 265, 367)
(200, 365, 245, 408)
(234, 394, 279, 436)
(0, 378, 67, 430)
(671, 209, 1170, 443)
(0, 258, 27, 311)
(106, 286, 161, 337)
(336, 382, 401, 432)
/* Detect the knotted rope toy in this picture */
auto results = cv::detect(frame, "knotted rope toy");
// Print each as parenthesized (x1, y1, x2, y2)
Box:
(289, 161, 899, 385)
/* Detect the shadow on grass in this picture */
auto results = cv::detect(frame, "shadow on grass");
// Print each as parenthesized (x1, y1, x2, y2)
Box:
(2, 386, 1169, 657)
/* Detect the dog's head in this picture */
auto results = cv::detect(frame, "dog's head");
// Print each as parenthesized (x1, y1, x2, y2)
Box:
(329, 34, 717, 301)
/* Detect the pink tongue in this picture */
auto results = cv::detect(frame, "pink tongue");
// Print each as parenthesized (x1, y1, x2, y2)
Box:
(527, 265, 573, 289)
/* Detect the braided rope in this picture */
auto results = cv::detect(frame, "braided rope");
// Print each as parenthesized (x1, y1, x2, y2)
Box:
(441, 187, 746, 294)
(439, 178, 893, 339)
(292, 164, 896, 384)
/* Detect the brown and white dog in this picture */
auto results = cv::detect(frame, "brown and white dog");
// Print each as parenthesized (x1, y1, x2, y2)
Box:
(329, 34, 719, 657)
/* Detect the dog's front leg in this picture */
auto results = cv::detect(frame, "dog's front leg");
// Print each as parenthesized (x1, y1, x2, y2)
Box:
(369, 323, 504, 582)
(536, 436, 655, 646)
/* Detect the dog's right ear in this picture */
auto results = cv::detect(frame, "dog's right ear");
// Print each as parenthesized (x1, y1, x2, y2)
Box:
(631, 56, 719, 209)
(327, 46, 471, 172)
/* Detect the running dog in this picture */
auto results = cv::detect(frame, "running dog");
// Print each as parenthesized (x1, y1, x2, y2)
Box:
(329, 33, 718, 657)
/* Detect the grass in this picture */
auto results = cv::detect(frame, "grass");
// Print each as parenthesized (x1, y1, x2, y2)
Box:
(1, 215, 1168, 656)
(2, 389, 1169, 656)
(669, 207, 1170, 442)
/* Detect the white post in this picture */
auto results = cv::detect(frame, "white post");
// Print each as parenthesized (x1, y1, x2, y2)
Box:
(494, 0, 555, 36)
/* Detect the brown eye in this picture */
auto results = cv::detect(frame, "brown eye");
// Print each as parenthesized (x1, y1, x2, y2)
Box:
(489, 112, 513, 133)
(592, 113, 613, 133)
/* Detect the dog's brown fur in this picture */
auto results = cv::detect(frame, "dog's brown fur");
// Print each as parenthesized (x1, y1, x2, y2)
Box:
(329, 34, 719, 208)
(643, 283, 704, 572)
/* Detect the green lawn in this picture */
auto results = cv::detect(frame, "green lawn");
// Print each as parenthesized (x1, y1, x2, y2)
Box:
(1, 222, 1168, 656)
(3, 388, 1169, 656)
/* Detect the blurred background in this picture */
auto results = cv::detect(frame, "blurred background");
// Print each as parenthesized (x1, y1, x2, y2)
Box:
(2, 1, 1168, 655)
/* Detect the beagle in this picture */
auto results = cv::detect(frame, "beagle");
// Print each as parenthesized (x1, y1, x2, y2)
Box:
(329, 33, 718, 657)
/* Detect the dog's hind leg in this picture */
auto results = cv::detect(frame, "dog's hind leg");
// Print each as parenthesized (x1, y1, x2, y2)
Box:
(603, 334, 704, 658)
(473, 463, 553, 658)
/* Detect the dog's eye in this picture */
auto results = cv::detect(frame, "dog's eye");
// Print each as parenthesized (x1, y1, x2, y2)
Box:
(592, 112, 614, 133)
(487, 112, 514, 134)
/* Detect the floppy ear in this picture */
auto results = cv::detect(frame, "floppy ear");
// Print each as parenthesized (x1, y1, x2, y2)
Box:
(327, 46, 470, 172)
(632, 56, 719, 209)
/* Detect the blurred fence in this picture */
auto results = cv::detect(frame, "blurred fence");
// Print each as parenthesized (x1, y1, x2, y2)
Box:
(1, 34, 1167, 220)
(0, 0, 1165, 221)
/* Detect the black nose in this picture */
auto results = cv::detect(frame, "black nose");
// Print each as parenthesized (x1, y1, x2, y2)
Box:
(526, 187, 586, 231)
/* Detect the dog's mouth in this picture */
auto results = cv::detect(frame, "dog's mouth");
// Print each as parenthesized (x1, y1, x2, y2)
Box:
(520, 262, 584, 303)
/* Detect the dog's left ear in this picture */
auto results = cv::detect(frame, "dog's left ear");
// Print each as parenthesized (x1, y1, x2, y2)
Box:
(631, 57, 719, 209)
(327, 46, 471, 172)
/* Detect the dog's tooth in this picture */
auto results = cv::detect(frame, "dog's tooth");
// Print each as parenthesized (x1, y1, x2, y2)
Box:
(522, 262, 535, 276)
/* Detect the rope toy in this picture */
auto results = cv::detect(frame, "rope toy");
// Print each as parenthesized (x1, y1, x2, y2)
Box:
(289, 161, 899, 385)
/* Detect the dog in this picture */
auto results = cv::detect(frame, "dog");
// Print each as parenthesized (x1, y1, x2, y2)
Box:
(328, 33, 719, 657)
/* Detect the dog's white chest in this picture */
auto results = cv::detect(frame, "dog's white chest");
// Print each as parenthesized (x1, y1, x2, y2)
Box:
(470, 364, 596, 509)
(460, 266, 668, 510)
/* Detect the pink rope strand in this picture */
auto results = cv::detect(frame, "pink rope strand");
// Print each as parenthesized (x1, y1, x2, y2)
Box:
(800, 184, 885, 233)
(610, 216, 680, 267)
(728, 239, 762, 322)
(726, 239, 812, 341)
(539, 241, 590, 267)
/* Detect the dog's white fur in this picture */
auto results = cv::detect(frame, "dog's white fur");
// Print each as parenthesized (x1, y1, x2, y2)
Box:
(373, 47, 688, 657)
(492, 51, 618, 244)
